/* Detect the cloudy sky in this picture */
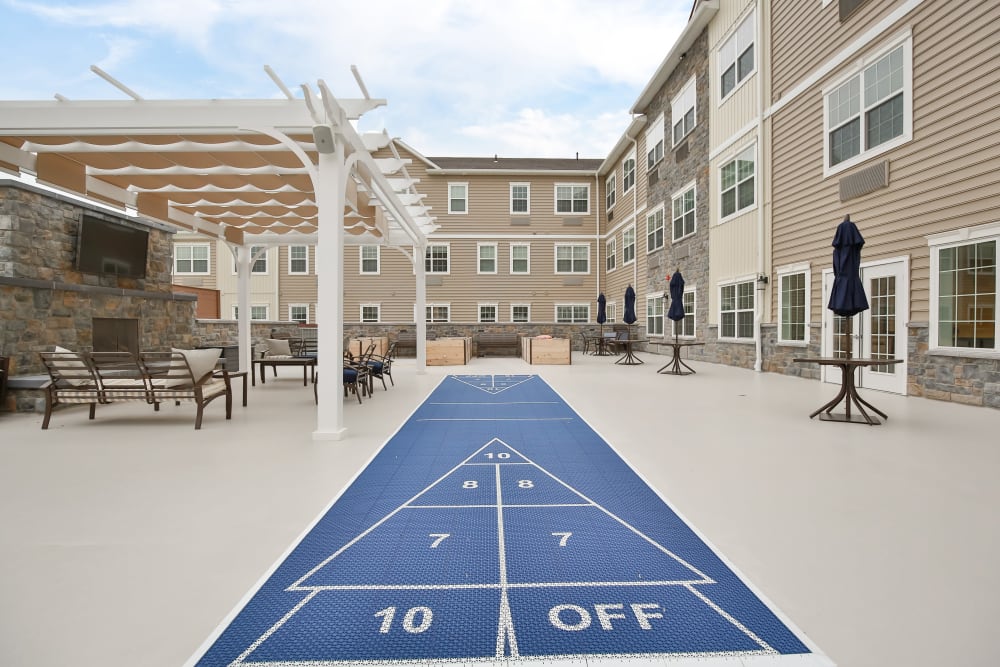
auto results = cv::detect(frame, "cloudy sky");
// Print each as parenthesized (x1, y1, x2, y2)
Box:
(1, 0, 691, 158)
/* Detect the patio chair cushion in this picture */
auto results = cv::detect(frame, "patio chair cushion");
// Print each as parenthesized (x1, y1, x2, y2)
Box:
(266, 338, 292, 356)
(53, 345, 91, 386)
(171, 347, 221, 384)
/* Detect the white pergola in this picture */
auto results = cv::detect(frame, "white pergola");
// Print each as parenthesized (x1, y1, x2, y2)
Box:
(0, 66, 437, 439)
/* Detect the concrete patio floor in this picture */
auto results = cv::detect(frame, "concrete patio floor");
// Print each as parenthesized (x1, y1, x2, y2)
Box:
(0, 352, 997, 667)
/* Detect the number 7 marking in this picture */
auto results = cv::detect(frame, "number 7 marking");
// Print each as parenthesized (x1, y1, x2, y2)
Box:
(429, 533, 450, 548)
(552, 532, 572, 547)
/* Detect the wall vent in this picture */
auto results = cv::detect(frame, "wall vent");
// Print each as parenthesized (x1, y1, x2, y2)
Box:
(839, 160, 889, 201)
(562, 277, 583, 287)
(510, 217, 530, 226)
(675, 141, 689, 162)
(426, 276, 443, 287)
(608, 209, 614, 222)
(647, 170, 659, 188)
(562, 218, 583, 226)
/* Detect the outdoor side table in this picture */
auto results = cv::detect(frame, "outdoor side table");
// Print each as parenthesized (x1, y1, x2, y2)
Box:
(652, 341, 705, 375)
(216, 369, 248, 407)
(252, 357, 317, 387)
(793, 357, 902, 425)
(614, 339, 647, 365)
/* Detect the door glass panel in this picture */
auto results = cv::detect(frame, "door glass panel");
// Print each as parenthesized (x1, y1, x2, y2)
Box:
(869, 276, 896, 372)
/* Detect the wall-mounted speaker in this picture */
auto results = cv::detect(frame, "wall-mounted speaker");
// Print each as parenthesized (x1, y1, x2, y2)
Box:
(312, 125, 335, 154)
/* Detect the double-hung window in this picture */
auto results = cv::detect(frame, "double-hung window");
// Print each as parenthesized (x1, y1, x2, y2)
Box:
(606, 172, 616, 210)
(673, 291, 696, 337)
(825, 36, 911, 172)
(360, 245, 380, 274)
(646, 296, 664, 336)
(174, 244, 210, 274)
(606, 238, 617, 272)
(622, 154, 636, 194)
(778, 265, 810, 343)
(448, 182, 468, 214)
(425, 243, 450, 274)
(234, 246, 267, 274)
(288, 245, 309, 274)
(478, 304, 498, 323)
(647, 207, 665, 252)
(289, 304, 309, 324)
(672, 76, 697, 145)
(606, 302, 617, 324)
(556, 304, 590, 323)
(511, 304, 531, 323)
(720, 10, 755, 100)
(720, 145, 755, 219)
(929, 225, 998, 351)
(672, 184, 696, 241)
(510, 243, 530, 274)
(646, 114, 664, 169)
(360, 304, 380, 323)
(623, 226, 636, 264)
(555, 244, 589, 274)
(426, 304, 450, 323)
(720, 280, 755, 339)
(510, 183, 530, 214)
(234, 305, 269, 321)
(478, 243, 498, 274)
(555, 184, 589, 214)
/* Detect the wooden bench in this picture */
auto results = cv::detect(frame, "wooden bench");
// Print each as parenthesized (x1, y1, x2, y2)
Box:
(39, 350, 232, 430)
(476, 332, 521, 357)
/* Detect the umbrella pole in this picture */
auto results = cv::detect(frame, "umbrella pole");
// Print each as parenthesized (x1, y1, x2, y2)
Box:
(845, 316, 853, 359)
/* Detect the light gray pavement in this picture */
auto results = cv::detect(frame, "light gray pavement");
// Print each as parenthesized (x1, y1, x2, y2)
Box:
(1, 352, 998, 667)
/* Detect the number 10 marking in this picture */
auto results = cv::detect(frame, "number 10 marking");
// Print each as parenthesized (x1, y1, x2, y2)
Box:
(374, 606, 433, 634)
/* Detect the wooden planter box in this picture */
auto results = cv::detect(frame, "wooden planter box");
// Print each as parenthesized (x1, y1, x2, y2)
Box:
(349, 336, 389, 357)
(426, 337, 472, 366)
(521, 337, 571, 365)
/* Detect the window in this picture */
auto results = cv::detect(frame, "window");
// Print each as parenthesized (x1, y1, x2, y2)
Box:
(646, 114, 664, 169)
(233, 246, 268, 274)
(672, 76, 697, 145)
(606, 238, 617, 272)
(623, 226, 636, 264)
(426, 304, 450, 323)
(673, 291, 696, 337)
(511, 304, 531, 323)
(825, 38, 911, 171)
(360, 304, 380, 323)
(930, 229, 997, 351)
(288, 245, 309, 274)
(478, 243, 498, 274)
(720, 145, 755, 218)
(622, 154, 636, 193)
(720, 281, 755, 339)
(720, 10, 755, 100)
(360, 245, 380, 274)
(646, 296, 664, 336)
(234, 305, 269, 321)
(174, 244, 209, 274)
(606, 172, 616, 210)
(289, 304, 309, 324)
(425, 243, 450, 274)
(555, 184, 589, 214)
(448, 183, 468, 214)
(478, 304, 498, 323)
(778, 267, 810, 343)
(672, 185, 696, 241)
(510, 243, 530, 274)
(647, 207, 665, 252)
(555, 244, 589, 274)
(606, 302, 617, 324)
(510, 183, 530, 214)
(556, 304, 589, 323)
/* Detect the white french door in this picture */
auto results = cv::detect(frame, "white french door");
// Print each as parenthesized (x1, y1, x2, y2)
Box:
(822, 257, 909, 394)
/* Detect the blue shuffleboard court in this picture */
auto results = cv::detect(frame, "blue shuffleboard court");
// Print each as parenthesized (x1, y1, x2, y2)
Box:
(189, 375, 834, 666)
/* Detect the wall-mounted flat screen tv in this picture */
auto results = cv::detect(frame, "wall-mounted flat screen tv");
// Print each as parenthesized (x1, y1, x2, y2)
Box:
(76, 215, 149, 279)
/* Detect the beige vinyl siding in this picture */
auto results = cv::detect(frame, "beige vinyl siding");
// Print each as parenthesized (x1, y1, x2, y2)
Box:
(278, 246, 316, 323)
(770, 0, 1000, 325)
(709, 0, 759, 147)
(344, 246, 417, 323)
(216, 240, 277, 320)
(170, 232, 218, 290)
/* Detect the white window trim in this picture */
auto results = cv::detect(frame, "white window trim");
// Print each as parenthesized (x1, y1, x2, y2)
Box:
(554, 243, 591, 275)
(776, 262, 812, 346)
(927, 221, 1000, 355)
(605, 172, 617, 211)
(360, 303, 381, 323)
(606, 302, 618, 324)
(232, 245, 269, 276)
(425, 303, 451, 323)
(555, 303, 591, 323)
(477, 302, 499, 323)
(622, 151, 637, 194)
(672, 288, 697, 339)
(289, 303, 310, 324)
(646, 204, 665, 254)
(173, 243, 211, 275)
(671, 181, 697, 242)
(448, 182, 468, 215)
(646, 294, 665, 338)
(553, 183, 591, 216)
(234, 304, 270, 321)
(425, 242, 451, 275)
(622, 225, 636, 265)
(717, 277, 757, 342)
(510, 182, 530, 215)
(359, 245, 381, 275)
(645, 113, 665, 169)
(288, 245, 309, 275)
(671, 76, 697, 146)
(718, 143, 758, 223)
(477, 242, 498, 275)
(510, 303, 531, 323)
(510, 243, 531, 275)
(822, 30, 913, 177)
(718, 8, 756, 105)
(606, 238, 617, 272)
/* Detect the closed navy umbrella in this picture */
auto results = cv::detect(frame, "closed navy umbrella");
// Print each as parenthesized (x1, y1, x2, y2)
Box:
(827, 215, 869, 358)
(596, 292, 607, 341)
(667, 271, 686, 342)
(623, 284, 637, 325)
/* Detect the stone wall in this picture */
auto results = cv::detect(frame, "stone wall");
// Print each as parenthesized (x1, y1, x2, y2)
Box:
(906, 324, 1000, 409)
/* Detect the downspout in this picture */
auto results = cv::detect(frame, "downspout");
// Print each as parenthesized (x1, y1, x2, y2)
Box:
(753, 0, 766, 372)
(632, 135, 639, 302)
(595, 171, 601, 298)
